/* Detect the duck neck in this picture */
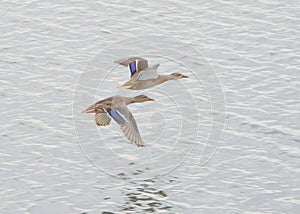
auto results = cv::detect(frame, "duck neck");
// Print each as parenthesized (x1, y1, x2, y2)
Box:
(125, 97, 134, 105)
(125, 97, 141, 105)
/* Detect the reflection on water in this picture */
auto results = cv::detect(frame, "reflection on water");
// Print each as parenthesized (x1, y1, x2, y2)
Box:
(121, 178, 172, 213)
(98, 167, 175, 213)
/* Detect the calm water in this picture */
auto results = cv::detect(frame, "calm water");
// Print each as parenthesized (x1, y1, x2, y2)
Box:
(1, 0, 299, 213)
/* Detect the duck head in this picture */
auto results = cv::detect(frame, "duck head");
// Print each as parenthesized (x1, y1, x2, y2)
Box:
(133, 95, 155, 103)
(169, 72, 188, 80)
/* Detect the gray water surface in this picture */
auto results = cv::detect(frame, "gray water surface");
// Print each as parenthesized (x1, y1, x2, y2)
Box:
(1, 0, 300, 213)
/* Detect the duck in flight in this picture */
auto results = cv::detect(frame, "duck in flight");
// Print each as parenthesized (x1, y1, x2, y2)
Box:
(82, 95, 154, 147)
(116, 57, 188, 90)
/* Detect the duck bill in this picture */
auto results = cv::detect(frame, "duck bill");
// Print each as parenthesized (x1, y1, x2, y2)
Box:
(147, 98, 155, 101)
(181, 75, 188, 78)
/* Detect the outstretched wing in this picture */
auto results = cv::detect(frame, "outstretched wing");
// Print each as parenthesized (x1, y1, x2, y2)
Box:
(137, 64, 160, 80)
(94, 110, 111, 126)
(107, 102, 144, 147)
(115, 57, 149, 77)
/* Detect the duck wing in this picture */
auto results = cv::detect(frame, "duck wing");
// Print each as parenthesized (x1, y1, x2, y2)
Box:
(115, 57, 149, 78)
(107, 102, 144, 147)
(137, 64, 160, 80)
(94, 109, 111, 126)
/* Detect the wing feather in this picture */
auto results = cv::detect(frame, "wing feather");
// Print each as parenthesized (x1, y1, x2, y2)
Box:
(94, 111, 111, 126)
(137, 64, 159, 80)
(115, 57, 149, 78)
(107, 103, 144, 147)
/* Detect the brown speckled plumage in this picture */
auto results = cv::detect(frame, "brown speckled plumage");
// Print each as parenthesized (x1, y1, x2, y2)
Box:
(82, 95, 154, 147)
(116, 57, 188, 90)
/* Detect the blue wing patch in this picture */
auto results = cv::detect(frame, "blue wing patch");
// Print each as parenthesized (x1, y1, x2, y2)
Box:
(107, 109, 126, 124)
(129, 61, 137, 76)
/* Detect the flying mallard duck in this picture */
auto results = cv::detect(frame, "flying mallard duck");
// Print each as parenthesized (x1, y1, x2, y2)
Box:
(116, 57, 188, 90)
(82, 95, 154, 147)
